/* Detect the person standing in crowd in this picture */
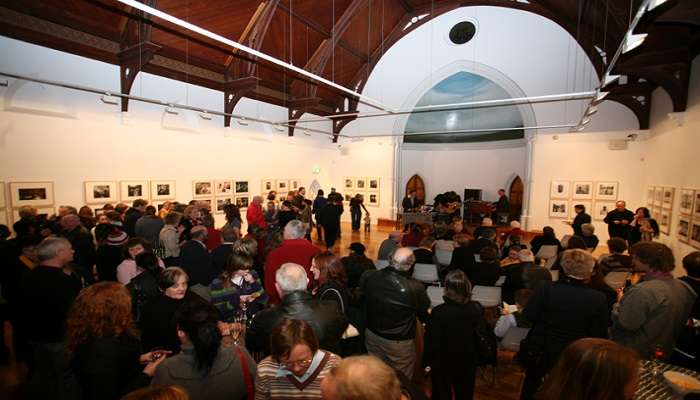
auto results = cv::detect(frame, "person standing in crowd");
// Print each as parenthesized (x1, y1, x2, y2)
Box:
(319, 195, 343, 250)
(179, 226, 216, 288)
(566, 204, 591, 237)
(603, 200, 635, 240)
(246, 195, 268, 232)
(277, 200, 298, 231)
(209, 250, 266, 322)
(377, 231, 401, 260)
(95, 222, 128, 282)
(312, 189, 328, 241)
(116, 238, 163, 284)
(159, 211, 183, 267)
(123, 199, 148, 238)
(340, 242, 376, 290)
(673, 251, 700, 370)
(361, 247, 430, 379)
(134, 205, 164, 247)
(78, 206, 95, 231)
(349, 194, 369, 232)
(59, 214, 96, 283)
(222, 203, 242, 239)
(628, 206, 660, 245)
(157, 201, 174, 220)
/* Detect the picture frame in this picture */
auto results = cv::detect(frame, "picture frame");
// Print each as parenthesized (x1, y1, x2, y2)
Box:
(569, 201, 592, 219)
(344, 193, 352, 202)
(344, 177, 354, 191)
(84, 181, 116, 204)
(276, 180, 288, 193)
(593, 201, 616, 221)
(289, 179, 300, 191)
(594, 181, 618, 201)
(367, 192, 380, 207)
(572, 181, 593, 200)
(13, 206, 55, 223)
(215, 197, 233, 214)
(549, 200, 569, 218)
(0, 181, 5, 209)
(235, 181, 249, 194)
(679, 189, 695, 216)
(262, 179, 274, 194)
(235, 195, 250, 209)
(368, 177, 380, 191)
(120, 180, 149, 202)
(197, 198, 213, 211)
(193, 180, 214, 198)
(10, 181, 55, 207)
(691, 221, 700, 250)
(647, 186, 655, 207)
(654, 187, 663, 207)
(662, 187, 675, 210)
(151, 180, 176, 201)
(215, 180, 233, 196)
(678, 215, 691, 243)
(355, 178, 367, 191)
(659, 209, 671, 235)
(651, 207, 661, 223)
(550, 180, 571, 199)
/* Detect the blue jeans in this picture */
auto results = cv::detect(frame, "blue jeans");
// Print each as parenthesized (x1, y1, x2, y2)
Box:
(351, 208, 361, 231)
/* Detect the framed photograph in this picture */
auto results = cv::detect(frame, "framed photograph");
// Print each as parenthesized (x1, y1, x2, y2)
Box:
(595, 181, 618, 201)
(368, 177, 380, 191)
(84, 181, 116, 204)
(550, 180, 570, 199)
(367, 192, 380, 207)
(694, 191, 700, 220)
(572, 181, 593, 200)
(680, 189, 694, 215)
(691, 221, 700, 249)
(10, 181, 54, 207)
(215, 197, 233, 214)
(570, 201, 592, 219)
(120, 180, 149, 202)
(662, 187, 675, 210)
(593, 201, 616, 221)
(647, 186, 655, 206)
(654, 187, 663, 207)
(235, 181, 249, 194)
(13, 206, 55, 223)
(0, 209, 7, 227)
(289, 179, 300, 191)
(235, 195, 250, 209)
(261, 179, 274, 193)
(215, 180, 233, 195)
(651, 207, 661, 223)
(151, 180, 175, 201)
(678, 215, 691, 243)
(0, 181, 5, 209)
(276, 180, 288, 192)
(659, 210, 671, 235)
(355, 178, 367, 190)
(193, 180, 213, 198)
(344, 193, 352, 202)
(344, 177, 354, 190)
(549, 200, 569, 218)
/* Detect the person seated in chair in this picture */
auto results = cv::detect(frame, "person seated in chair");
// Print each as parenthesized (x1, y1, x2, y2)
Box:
(598, 238, 634, 275)
(501, 249, 552, 304)
(465, 246, 501, 287)
(494, 288, 533, 338)
(530, 226, 563, 257)
(413, 237, 436, 265)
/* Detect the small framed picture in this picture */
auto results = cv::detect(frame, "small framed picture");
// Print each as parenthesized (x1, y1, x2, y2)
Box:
(193, 180, 213, 198)
(235, 195, 250, 209)
(572, 181, 593, 200)
(659, 209, 671, 235)
(344, 193, 352, 202)
(678, 215, 691, 243)
(662, 187, 675, 210)
(290, 179, 300, 191)
(654, 187, 664, 207)
(262, 179, 274, 193)
(84, 181, 116, 204)
(215, 197, 233, 214)
(550, 180, 570, 199)
(367, 192, 380, 207)
(680, 189, 694, 215)
(120, 180, 149, 202)
(647, 186, 655, 206)
(651, 207, 661, 223)
(151, 180, 175, 200)
(215, 180, 233, 195)
(595, 181, 618, 201)
(13, 206, 55, 223)
(368, 178, 380, 191)
(0, 182, 6, 209)
(355, 178, 367, 190)
(11, 181, 55, 207)
(691, 221, 700, 249)
(549, 200, 569, 218)
(276, 180, 288, 192)
(344, 177, 354, 190)
(570, 201, 592, 219)
(235, 181, 249, 194)
(593, 201, 616, 221)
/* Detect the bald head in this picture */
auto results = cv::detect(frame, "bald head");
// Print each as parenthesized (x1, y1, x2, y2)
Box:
(616, 200, 627, 211)
(59, 214, 81, 231)
(275, 263, 309, 296)
(389, 231, 402, 242)
(390, 247, 415, 272)
(321, 355, 402, 400)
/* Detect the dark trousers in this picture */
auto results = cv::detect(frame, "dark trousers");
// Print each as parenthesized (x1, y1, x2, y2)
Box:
(431, 366, 477, 400)
(351, 208, 361, 231)
(324, 227, 338, 249)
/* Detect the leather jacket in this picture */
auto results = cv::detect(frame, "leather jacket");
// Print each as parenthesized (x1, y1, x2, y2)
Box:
(361, 268, 430, 341)
(246, 291, 348, 355)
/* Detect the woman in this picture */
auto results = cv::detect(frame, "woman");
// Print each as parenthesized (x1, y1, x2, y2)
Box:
(520, 249, 608, 400)
(209, 251, 267, 322)
(311, 252, 351, 313)
(537, 338, 640, 400)
(277, 200, 297, 231)
(628, 207, 659, 245)
(424, 270, 482, 400)
(95, 223, 127, 282)
(349, 194, 368, 232)
(150, 300, 256, 400)
(158, 201, 174, 220)
(78, 205, 95, 230)
(413, 236, 436, 265)
(140, 267, 203, 354)
(117, 238, 164, 284)
(127, 252, 164, 323)
(580, 223, 599, 251)
(160, 212, 183, 266)
(255, 318, 341, 399)
(222, 203, 242, 239)
(65, 282, 168, 400)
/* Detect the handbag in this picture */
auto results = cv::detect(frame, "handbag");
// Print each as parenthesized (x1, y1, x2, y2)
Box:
(322, 287, 360, 339)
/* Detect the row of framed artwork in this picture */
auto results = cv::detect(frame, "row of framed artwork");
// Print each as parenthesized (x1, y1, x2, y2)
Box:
(344, 177, 380, 192)
(645, 186, 678, 211)
(673, 188, 700, 249)
(548, 200, 617, 221)
(261, 179, 302, 195)
(344, 191, 380, 207)
(550, 180, 619, 201)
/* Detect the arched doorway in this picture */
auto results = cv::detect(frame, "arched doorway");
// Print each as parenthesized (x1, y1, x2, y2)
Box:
(509, 176, 524, 221)
(405, 175, 426, 205)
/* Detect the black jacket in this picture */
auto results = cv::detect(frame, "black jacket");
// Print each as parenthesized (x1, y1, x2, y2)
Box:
(246, 291, 348, 355)
(529, 235, 562, 256)
(211, 243, 233, 274)
(123, 208, 143, 238)
(501, 262, 552, 304)
(449, 246, 475, 273)
(62, 226, 96, 276)
(96, 244, 124, 282)
(134, 215, 164, 247)
(361, 268, 430, 341)
(571, 212, 591, 236)
(180, 240, 216, 286)
(465, 261, 501, 287)
(139, 291, 203, 353)
(423, 298, 481, 370)
(341, 253, 376, 289)
(603, 208, 635, 239)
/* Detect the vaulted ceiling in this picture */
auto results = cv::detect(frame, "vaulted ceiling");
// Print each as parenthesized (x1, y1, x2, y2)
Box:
(1, 0, 699, 140)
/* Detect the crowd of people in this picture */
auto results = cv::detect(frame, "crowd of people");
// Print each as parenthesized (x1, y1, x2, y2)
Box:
(0, 190, 698, 400)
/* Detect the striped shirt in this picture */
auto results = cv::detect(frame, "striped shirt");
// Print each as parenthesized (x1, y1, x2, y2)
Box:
(255, 351, 340, 400)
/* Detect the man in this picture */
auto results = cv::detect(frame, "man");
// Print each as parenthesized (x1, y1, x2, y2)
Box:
(598, 238, 634, 275)
(59, 214, 95, 284)
(492, 189, 510, 223)
(401, 190, 420, 213)
(134, 205, 164, 247)
(468, 227, 499, 256)
(473, 217, 494, 240)
(361, 247, 430, 379)
(211, 225, 237, 273)
(603, 200, 635, 239)
(312, 189, 328, 241)
(319, 197, 343, 250)
(123, 199, 148, 237)
(529, 226, 563, 256)
(341, 242, 376, 290)
(179, 225, 216, 287)
(246, 263, 348, 355)
(568, 204, 592, 237)
(297, 186, 306, 198)
(377, 231, 402, 260)
(501, 249, 552, 304)
(321, 355, 405, 400)
(245, 195, 267, 231)
(264, 220, 322, 305)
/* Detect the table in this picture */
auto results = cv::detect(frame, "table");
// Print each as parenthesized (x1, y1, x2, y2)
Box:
(397, 212, 433, 228)
(635, 360, 700, 399)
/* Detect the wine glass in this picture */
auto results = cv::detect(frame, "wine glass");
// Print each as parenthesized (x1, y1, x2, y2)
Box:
(650, 344, 665, 383)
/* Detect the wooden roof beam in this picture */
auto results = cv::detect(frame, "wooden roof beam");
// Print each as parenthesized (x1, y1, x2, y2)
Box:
(224, 0, 280, 80)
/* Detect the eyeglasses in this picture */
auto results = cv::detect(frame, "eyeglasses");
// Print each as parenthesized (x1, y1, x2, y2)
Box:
(281, 358, 313, 369)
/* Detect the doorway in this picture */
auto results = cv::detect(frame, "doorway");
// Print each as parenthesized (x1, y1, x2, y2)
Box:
(405, 174, 426, 205)
(509, 176, 523, 221)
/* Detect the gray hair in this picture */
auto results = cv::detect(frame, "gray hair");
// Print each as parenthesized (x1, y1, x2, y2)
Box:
(581, 223, 595, 236)
(518, 249, 535, 262)
(276, 263, 309, 295)
(36, 236, 70, 262)
(390, 247, 415, 272)
(221, 225, 238, 242)
(481, 228, 497, 240)
(283, 220, 306, 239)
(560, 249, 596, 280)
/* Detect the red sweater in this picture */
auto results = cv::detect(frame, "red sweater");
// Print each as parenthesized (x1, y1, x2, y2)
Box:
(246, 203, 267, 230)
(264, 239, 322, 305)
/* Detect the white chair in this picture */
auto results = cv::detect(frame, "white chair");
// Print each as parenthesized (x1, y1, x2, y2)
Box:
(435, 249, 453, 266)
(427, 286, 444, 308)
(535, 245, 559, 261)
(474, 254, 481, 263)
(500, 327, 530, 352)
(550, 269, 560, 282)
(604, 271, 631, 289)
(560, 235, 572, 249)
(374, 259, 390, 270)
(495, 276, 506, 287)
(412, 263, 439, 284)
(472, 285, 502, 308)
(544, 256, 557, 270)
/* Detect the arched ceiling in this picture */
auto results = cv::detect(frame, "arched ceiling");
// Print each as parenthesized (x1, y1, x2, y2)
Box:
(0, 0, 698, 140)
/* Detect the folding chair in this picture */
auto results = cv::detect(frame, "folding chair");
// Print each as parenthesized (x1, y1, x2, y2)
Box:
(412, 263, 439, 284)
(435, 249, 453, 266)
(472, 285, 502, 308)
(374, 259, 390, 270)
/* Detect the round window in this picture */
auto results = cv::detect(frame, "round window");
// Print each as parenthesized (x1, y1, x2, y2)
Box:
(449, 21, 476, 45)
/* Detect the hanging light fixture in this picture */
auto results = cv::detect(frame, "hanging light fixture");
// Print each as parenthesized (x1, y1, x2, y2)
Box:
(648, 0, 668, 10)
(100, 93, 119, 105)
(622, 33, 648, 54)
(164, 104, 179, 115)
(584, 105, 599, 117)
(198, 111, 212, 120)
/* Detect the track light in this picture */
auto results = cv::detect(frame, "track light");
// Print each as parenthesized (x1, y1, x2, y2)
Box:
(100, 93, 119, 105)
(273, 124, 285, 132)
(572, 125, 586, 132)
(236, 117, 249, 126)
(648, 0, 668, 10)
(622, 33, 647, 54)
(198, 111, 212, 120)
(165, 104, 179, 115)
(584, 106, 598, 117)
(603, 75, 620, 87)
(0, 79, 8, 87)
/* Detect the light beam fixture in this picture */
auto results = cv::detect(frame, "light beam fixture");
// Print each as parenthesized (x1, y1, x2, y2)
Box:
(648, 0, 668, 10)
(592, 91, 609, 104)
(603, 74, 621, 87)
(0, 79, 8, 87)
(622, 33, 648, 54)
(198, 111, 212, 120)
(164, 104, 179, 115)
(100, 93, 119, 105)
(584, 106, 599, 117)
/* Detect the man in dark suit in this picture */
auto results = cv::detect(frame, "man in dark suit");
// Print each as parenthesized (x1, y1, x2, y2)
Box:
(211, 225, 237, 274)
(603, 200, 635, 239)
(568, 204, 592, 237)
(123, 199, 148, 237)
(179, 225, 216, 287)
(402, 191, 420, 212)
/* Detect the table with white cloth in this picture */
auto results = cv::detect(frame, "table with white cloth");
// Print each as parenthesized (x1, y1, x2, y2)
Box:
(635, 360, 700, 399)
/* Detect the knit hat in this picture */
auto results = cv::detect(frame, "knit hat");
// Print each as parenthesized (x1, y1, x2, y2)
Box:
(106, 228, 128, 246)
